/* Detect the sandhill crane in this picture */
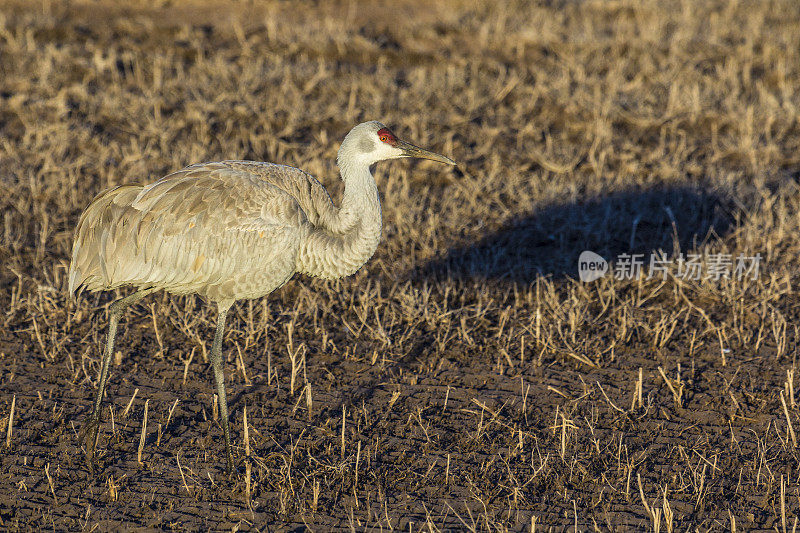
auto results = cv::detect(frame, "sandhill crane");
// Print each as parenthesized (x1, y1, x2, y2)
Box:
(69, 121, 455, 472)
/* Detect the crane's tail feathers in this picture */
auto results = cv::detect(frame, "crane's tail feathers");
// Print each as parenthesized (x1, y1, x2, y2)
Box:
(68, 184, 143, 300)
(67, 266, 82, 300)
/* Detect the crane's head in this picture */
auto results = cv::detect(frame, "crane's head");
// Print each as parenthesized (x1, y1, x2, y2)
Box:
(338, 121, 456, 170)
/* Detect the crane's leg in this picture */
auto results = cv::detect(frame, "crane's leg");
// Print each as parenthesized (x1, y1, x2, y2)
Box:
(84, 287, 159, 468)
(210, 301, 235, 473)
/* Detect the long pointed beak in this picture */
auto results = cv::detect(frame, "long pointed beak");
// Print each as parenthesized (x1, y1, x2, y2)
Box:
(397, 139, 456, 165)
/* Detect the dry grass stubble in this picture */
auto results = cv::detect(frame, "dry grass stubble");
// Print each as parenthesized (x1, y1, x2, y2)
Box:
(1, 0, 800, 529)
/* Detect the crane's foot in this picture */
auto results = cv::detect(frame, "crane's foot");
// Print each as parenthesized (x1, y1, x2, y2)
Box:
(80, 415, 101, 472)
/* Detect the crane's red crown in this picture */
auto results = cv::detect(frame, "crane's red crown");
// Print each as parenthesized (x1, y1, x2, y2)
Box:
(377, 128, 398, 146)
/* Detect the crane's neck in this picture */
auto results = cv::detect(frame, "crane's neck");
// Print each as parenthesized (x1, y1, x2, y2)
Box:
(298, 160, 382, 280)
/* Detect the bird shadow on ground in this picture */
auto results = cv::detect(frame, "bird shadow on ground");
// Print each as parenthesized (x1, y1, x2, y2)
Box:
(415, 185, 736, 284)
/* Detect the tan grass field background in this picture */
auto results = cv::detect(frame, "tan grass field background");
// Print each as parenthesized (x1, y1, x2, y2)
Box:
(1, 0, 800, 529)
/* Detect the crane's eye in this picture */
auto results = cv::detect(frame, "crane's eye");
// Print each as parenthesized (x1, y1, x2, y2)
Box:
(377, 128, 397, 145)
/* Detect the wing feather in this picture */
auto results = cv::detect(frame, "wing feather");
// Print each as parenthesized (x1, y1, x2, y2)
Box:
(69, 161, 323, 300)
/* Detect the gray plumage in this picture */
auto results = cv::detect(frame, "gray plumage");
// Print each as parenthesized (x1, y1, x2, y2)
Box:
(69, 121, 455, 472)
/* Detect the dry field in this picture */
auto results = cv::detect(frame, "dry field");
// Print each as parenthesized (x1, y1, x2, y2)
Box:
(1, 0, 800, 529)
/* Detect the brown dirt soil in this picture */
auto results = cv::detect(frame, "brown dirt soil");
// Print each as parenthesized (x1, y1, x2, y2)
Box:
(2, 0, 800, 530)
